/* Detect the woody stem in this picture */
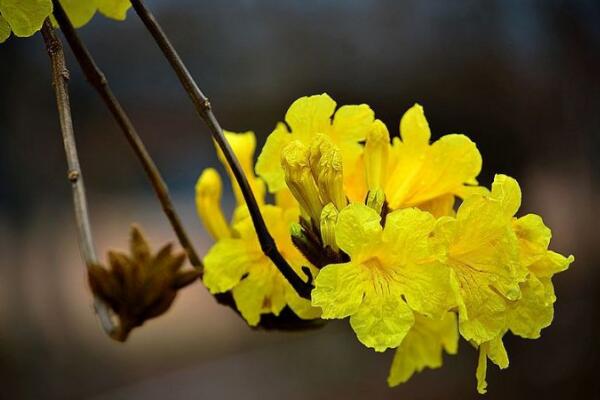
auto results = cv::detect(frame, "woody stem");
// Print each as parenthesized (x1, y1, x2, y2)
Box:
(40, 19, 117, 337)
(51, 0, 204, 273)
(129, 0, 313, 299)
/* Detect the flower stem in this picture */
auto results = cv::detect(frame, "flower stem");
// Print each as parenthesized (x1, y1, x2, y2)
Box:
(129, 0, 313, 299)
(51, 0, 203, 273)
(40, 19, 117, 337)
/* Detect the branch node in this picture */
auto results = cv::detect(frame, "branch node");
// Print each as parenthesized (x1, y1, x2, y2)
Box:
(68, 170, 80, 182)
(61, 68, 71, 81)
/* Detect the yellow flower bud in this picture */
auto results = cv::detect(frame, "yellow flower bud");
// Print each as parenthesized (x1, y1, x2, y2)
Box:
(281, 140, 323, 224)
(320, 203, 339, 251)
(309, 134, 334, 180)
(364, 119, 390, 191)
(316, 146, 347, 211)
(195, 168, 231, 241)
(366, 188, 386, 215)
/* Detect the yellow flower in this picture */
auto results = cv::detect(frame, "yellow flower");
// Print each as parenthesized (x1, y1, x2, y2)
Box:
(433, 174, 527, 345)
(256, 93, 375, 200)
(196, 131, 319, 326)
(363, 104, 484, 217)
(387, 312, 459, 387)
(311, 203, 455, 351)
(506, 214, 572, 341)
(474, 196, 573, 393)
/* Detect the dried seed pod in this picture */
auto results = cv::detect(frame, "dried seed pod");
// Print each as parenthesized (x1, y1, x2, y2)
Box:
(88, 225, 200, 341)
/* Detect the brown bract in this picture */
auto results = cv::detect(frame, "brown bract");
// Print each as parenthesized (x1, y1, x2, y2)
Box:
(88, 226, 200, 341)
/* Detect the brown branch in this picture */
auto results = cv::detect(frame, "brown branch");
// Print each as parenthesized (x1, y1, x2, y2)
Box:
(51, 0, 203, 273)
(40, 19, 117, 337)
(129, 0, 313, 299)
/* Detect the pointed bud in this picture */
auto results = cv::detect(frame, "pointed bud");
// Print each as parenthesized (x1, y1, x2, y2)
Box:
(366, 188, 386, 215)
(195, 168, 231, 240)
(309, 134, 334, 181)
(364, 119, 390, 191)
(320, 203, 339, 251)
(281, 140, 323, 224)
(316, 146, 347, 211)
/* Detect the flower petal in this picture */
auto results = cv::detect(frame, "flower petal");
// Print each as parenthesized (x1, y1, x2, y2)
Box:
(383, 207, 436, 264)
(256, 122, 291, 193)
(232, 263, 286, 326)
(476, 336, 509, 394)
(508, 274, 554, 339)
(490, 174, 521, 218)
(387, 312, 458, 387)
(311, 262, 367, 319)
(96, 0, 131, 20)
(331, 104, 375, 143)
(218, 130, 265, 206)
(0, 15, 10, 43)
(284, 93, 336, 142)
(60, 0, 97, 27)
(195, 168, 230, 241)
(0, 0, 52, 37)
(401, 261, 456, 319)
(417, 194, 456, 218)
(528, 251, 573, 278)
(350, 292, 415, 352)
(203, 238, 258, 294)
(335, 203, 383, 258)
(399, 103, 431, 149)
(405, 134, 481, 207)
(285, 287, 322, 320)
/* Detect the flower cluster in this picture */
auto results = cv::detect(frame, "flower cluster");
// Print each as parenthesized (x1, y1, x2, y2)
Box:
(196, 93, 573, 393)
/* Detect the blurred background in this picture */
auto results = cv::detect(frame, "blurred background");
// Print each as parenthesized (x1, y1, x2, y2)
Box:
(0, 0, 598, 398)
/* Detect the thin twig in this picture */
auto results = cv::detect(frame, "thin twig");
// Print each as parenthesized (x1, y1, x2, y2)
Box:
(40, 19, 117, 337)
(129, 0, 313, 299)
(51, 0, 203, 273)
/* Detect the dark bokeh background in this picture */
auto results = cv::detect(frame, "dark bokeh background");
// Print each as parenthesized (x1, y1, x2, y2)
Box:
(0, 0, 598, 399)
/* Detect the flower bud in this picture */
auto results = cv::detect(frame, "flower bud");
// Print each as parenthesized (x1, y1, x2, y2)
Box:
(320, 203, 339, 251)
(281, 140, 323, 224)
(195, 168, 231, 240)
(364, 119, 390, 190)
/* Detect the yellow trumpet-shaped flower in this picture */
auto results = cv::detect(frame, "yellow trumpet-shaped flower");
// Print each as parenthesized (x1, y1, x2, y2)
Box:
(196, 130, 319, 326)
(312, 203, 455, 352)
(433, 174, 528, 345)
(256, 93, 375, 199)
(474, 192, 573, 393)
(362, 104, 484, 217)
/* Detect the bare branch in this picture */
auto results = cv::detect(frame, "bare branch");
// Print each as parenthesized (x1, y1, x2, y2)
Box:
(51, 0, 204, 273)
(40, 19, 117, 337)
(129, 0, 313, 299)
